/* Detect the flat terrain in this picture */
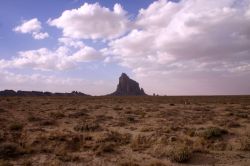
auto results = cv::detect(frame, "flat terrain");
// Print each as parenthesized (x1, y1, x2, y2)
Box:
(0, 96, 250, 166)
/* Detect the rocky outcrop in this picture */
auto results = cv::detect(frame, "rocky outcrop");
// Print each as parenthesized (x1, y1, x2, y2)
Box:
(110, 73, 147, 96)
(0, 90, 89, 96)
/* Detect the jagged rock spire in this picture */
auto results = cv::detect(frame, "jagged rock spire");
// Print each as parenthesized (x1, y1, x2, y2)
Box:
(110, 73, 147, 96)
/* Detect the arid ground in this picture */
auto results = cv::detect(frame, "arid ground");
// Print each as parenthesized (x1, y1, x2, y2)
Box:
(0, 96, 250, 166)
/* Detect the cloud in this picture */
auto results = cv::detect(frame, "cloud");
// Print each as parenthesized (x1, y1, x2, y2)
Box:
(0, 41, 102, 71)
(13, 18, 49, 40)
(14, 18, 41, 33)
(58, 37, 85, 48)
(32, 32, 49, 40)
(48, 3, 129, 40)
(106, 0, 250, 76)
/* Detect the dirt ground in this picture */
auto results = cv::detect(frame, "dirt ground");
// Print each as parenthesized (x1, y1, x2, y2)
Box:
(0, 96, 250, 166)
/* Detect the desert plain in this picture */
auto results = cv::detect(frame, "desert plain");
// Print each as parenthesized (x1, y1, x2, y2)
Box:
(0, 96, 250, 166)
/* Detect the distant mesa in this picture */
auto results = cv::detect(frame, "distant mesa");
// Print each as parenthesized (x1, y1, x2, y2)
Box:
(0, 90, 89, 97)
(0, 73, 147, 96)
(109, 73, 147, 96)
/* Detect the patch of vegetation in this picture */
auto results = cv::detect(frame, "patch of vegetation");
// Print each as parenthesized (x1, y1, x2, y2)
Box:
(236, 112, 248, 119)
(68, 111, 87, 118)
(74, 120, 100, 132)
(0, 142, 24, 159)
(148, 162, 167, 166)
(240, 137, 250, 151)
(9, 122, 23, 131)
(168, 145, 192, 163)
(50, 112, 65, 119)
(96, 131, 131, 146)
(0, 160, 13, 166)
(119, 161, 140, 166)
(94, 142, 115, 155)
(39, 119, 56, 126)
(185, 128, 196, 137)
(201, 127, 227, 139)
(27, 114, 41, 122)
(227, 122, 240, 128)
(131, 134, 154, 151)
(126, 116, 136, 123)
(57, 152, 80, 162)
(113, 106, 123, 111)
(0, 108, 6, 113)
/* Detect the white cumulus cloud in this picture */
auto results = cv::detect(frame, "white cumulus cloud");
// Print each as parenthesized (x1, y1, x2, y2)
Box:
(13, 18, 49, 40)
(106, 0, 250, 75)
(0, 42, 102, 71)
(48, 2, 129, 40)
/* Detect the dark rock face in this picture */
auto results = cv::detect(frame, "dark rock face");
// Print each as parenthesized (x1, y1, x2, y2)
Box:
(110, 73, 146, 96)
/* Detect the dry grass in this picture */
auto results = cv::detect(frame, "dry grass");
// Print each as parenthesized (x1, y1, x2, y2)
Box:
(9, 122, 23, 131)
(201, 127, 228, 139)
(167, 145, 192, 163)
(0, 96, 249, 165)
(0, 142, 24, 159)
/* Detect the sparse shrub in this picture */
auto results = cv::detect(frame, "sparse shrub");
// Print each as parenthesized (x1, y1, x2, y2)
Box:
(68, 111, 87, 118)
(0, 160, 13, 166)
(202, 127, 227, 139)
(66, 135, 83, 152)
(66, 107, 76, 111)
(20, 160, 32, 166)
(0, 131, 5, 143)
(148, 162, 166, 166)
(227, 122, 240, 128)
(96, 131, 131, 145)
(57, 152, 80, 162)
(240, 137, 250, 151)
(93, 104, 103, 109)
(94, 142, 115, 155)
(27, 114, 41, 122)
(119, 161, 140, 166)
(0, 142, 23, 158)
(74, 120, 100, 132)
(150, 144, 169, 158)
(0, 108, 6, 113)
(9, 122, 23, 131)
(186, 128, 196, 137)
(50, 112, 65, 119)
(39, 119, 56, 126)
(113, 106, 123, 111)
(168, 145, 192, 163)
(131, 134, 154, 151)
(225, 112, 234, 116)
(193, 106, 210, 112)
(236, 112, 248, 118)
(126, 116, 136, 122)
(192, 137, 208, 153)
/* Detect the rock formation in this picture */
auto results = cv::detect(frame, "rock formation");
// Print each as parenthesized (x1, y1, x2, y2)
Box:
(110, 73, 147, 96)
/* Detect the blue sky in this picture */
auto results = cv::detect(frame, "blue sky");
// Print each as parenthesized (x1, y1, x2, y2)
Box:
(0, 0, 155, 57)
(0, 0, 250, 95)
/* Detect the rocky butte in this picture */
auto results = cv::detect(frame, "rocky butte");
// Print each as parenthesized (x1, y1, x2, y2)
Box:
(109, 73, 147, 96)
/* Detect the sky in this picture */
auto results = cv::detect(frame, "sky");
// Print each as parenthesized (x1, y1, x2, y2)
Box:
(0, 0, 250, 95)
